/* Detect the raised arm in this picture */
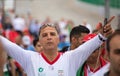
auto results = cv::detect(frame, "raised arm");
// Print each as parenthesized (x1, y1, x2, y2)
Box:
(67, 16, 114, 73)
(0, 36, 31, 70)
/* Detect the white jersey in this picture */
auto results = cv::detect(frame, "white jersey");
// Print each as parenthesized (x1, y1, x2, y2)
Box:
(0, 34, 105, 76)
(92, 63, 110, 76)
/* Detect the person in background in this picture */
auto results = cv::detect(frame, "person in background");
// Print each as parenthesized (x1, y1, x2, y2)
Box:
(29, 20, 41, 37)
(93, 22, 108, 61)
(92, 29, 120, 76)
(58, 34, 70, 50)
(12, 15, 26, 31)
(33, 37, 43, 53)
(22, 35, 31, 50)
(92, 22, 103, 34)
(2, 16, 13, 30)
(82, 19, 92, 33)
(76, 34, 107, 76)
(60, 25, 90, 52)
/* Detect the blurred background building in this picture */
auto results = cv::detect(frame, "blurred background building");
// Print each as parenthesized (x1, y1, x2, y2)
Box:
(0, 0, 120, 29)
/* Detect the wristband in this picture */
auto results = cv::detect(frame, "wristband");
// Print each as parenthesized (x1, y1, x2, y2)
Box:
(98, 35, 106, 42)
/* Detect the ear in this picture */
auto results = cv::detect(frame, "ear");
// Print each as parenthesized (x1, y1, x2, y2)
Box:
(71, 37, 76, 43)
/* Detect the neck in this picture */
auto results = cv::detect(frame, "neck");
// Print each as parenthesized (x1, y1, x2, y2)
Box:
(86, 60, 100, 70)
(42, 49, 58, 61)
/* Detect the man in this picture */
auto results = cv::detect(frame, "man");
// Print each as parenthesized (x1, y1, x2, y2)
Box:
(92, 29, 120, 76)
(60, 25, 90, 52)
(61, 24, 107, 76)
(0, 16, 113, 76)
(69, 25, 90, 50)
(76, 34, 107, 76)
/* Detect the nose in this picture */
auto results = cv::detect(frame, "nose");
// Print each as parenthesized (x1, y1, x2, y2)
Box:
(47, 34, 52, 40)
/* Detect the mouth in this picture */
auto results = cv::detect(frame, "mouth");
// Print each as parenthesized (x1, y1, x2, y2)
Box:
(47, 42, 53, 45)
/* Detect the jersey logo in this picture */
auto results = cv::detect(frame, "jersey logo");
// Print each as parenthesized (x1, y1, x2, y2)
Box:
(38, 67, 44, 72)
(58, 70, 64, 76)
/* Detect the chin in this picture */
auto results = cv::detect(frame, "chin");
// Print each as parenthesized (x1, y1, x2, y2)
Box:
(46, 47, 54, 50)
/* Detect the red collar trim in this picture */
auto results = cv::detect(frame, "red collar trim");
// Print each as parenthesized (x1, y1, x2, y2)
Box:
(89, 66, 101, 72)
(84, 64, 100, 76)
(84, 56, 107, 75)
(41, 52, 61, 65)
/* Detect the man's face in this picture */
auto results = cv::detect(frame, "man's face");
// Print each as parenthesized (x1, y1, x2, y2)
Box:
(75, 33, 88, 48)
(39, 26, 59, 51)
(109, 35, 120, 74)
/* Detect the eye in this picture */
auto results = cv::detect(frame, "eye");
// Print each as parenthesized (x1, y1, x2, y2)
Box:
(42, 33, 47, 37)
(114, 49, 120, 54)
(37, 45, 41, 47)
(50, 32, 56, 36)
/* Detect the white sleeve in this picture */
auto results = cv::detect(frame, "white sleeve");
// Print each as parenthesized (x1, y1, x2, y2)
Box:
(0, 36, 31, 69)
(65, 34, 106, 72)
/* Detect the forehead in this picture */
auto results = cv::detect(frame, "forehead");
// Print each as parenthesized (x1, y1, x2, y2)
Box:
(40, 26, 58, 34)
(110, 35, 120, 50)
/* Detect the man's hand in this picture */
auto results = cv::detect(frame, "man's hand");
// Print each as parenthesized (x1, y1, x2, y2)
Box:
(100, 16, 115, 38)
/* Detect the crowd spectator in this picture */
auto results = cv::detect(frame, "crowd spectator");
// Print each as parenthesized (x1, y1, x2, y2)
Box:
(33, 37, 43, 53)
(92, 29, 120, 76)
(12, 15, 26, 31)
(76, 34, 107, 76)
(60, 25, 90, 52)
